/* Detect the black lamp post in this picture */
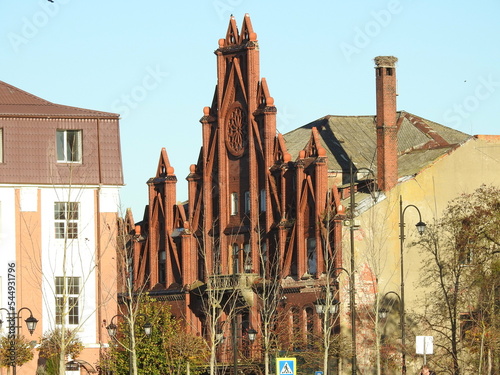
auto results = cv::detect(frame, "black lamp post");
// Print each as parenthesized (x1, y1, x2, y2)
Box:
(106, 313, 152, 375)
(0, 307, 38, 375)
(232, 320, 257, 375)
(314, 283, 341, 375)
(247, 328, 257, 342)
(378, 291, 402, 361)
(313, 298, 340, 316)
(399, 196, 426, 375)
(348, 161, 378, 375)
(379, 291, 402, 320)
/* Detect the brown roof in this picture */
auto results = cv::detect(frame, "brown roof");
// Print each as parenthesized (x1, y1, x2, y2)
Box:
(0, 80, 123, 186)
(0, 80, 118, 118)
(282, 111, 471, 180)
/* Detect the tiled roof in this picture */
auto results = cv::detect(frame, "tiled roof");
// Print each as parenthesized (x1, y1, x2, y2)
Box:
(0, 80, 118, 118)
(0, 80, 123, 186)
(282, 111, 471, 179)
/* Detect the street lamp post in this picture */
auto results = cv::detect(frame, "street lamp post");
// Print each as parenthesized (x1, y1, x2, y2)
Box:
(0, 307, 38, 375)
(378, 291, 401, 375)
(348, 161, 378, 375)
(399, 196, 426, 375)
(379, 291, 402, 320)
(348, 162, 358, 375)
(232, 320, 257, 375)
(314, 295, 341, 375)
(106, 313, 152, 375)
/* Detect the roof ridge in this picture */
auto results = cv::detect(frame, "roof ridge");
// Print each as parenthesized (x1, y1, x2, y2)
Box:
(0, 80, 53, 105)
(0, 80, 118, 117)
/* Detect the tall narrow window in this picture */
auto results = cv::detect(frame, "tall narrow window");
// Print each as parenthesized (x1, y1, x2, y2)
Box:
(307, 238, 317, 275)
(291, 307, 301, 351)
(231, 193, 238, 215)
(55, 277, 80, 325)
(260, 242, 267, 277)
(159, 250, 166, 284)
(244, 191, 250, 214)
(260, 189, 266, 212)
(57, 130, 82, 162)
(306, 307, 314, 348)
(243, 243, 252, 273)
(54, 202, 79, 239)
(213, 245, 221, 274)
(233, 244, 240, 273)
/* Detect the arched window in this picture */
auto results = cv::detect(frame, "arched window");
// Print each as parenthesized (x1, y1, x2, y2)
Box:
(291, 306, 301, 351)
(305, 306, 314, 348)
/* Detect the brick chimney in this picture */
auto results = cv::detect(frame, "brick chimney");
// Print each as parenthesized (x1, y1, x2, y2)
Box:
(374, 56, 398, 191)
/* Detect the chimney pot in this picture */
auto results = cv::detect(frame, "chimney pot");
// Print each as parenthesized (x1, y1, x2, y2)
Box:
(374, 56, 398, 68)
(375, 56, 398, 191)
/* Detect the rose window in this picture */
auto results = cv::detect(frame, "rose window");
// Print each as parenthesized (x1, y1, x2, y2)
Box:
(226, 106, 247, 157)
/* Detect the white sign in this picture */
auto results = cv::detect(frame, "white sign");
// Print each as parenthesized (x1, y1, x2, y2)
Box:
(416, 336, 433, 355)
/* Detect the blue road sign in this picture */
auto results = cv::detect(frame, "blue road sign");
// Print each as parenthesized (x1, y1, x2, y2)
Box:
(276, 358, 296, 375)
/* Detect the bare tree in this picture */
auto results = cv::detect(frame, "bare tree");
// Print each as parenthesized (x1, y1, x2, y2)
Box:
(416, 185, 500, 375)
(253, 229, 283, 375)
(192, 218, 241, 375)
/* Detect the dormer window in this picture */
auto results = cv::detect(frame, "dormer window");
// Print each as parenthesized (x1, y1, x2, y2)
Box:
(57, 130, 82, 163)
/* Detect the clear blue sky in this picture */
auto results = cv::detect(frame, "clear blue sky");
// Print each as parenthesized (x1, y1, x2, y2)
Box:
(2, 1, 499, 218)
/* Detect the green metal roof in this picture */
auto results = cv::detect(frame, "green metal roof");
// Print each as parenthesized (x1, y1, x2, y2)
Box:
(282, 111, 471, 180)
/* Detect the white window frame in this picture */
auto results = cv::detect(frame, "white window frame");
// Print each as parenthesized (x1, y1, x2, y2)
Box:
(230, 193, 238, 216)
(54, 202, 79, 239)
(55, 276, 80, 325)
(57, 129, 82, 163)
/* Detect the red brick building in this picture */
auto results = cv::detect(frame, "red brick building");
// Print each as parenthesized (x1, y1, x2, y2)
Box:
(129, 14, 483, 374)
(128, 14, 347, 371)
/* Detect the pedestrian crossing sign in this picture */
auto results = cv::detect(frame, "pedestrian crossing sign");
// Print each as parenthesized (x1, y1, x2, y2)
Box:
(276, 358, 296, 375)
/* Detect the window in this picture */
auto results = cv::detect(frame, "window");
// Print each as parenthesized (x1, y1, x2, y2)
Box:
(306, 307, 314, 348)
(243, 243, 252, 273)
(244, 191, 250, 214)
(260, 242, 267, 277)
(213, 245, 221, 274)
(54, 202, 79, 239)
(55, 277, 80, 325)
(159, 250, 166, 284)
(307, 238, 317, 275)
(291, 307, 301, 350)
(230, 193, 238, 215)
(57, 130, 82, 162)
(233, 244, 240, 273)
(260, 189, 266, 212)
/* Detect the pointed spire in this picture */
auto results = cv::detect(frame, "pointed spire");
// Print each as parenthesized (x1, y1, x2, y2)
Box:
(257, 78, 274, 108)
(240, 13, 257, 42)
(224, 14, 239, 46)
(156, 147, 174, 178)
